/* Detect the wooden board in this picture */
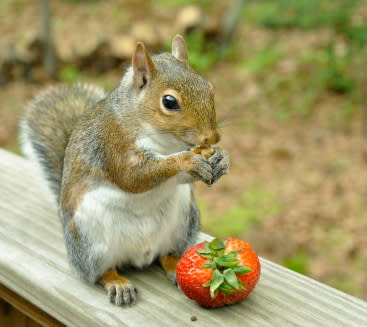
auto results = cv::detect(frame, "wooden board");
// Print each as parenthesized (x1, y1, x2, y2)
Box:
(0, 285, 65, 327)
(0, 148, 367, 327)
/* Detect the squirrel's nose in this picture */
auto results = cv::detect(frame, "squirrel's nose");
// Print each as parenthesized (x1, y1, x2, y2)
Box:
(198, 130, 220, 145)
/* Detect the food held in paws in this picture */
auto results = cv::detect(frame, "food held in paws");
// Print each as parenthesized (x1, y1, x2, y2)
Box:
(191, 145, 215, 160)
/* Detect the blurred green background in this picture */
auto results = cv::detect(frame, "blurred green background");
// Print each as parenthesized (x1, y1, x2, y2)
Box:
(0, 0, 366, 300)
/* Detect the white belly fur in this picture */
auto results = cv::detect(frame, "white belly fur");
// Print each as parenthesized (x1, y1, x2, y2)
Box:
(74, 177, 191, 272)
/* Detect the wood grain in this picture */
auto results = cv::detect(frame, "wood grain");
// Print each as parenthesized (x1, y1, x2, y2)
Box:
(0, 148, 367, 327)
(0, 285, 65, 327)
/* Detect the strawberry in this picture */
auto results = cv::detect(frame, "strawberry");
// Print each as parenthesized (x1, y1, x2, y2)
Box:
(176, 238, 260, 308)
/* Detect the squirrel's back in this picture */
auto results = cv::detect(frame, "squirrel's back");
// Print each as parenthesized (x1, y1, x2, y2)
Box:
(20, 83, 105, 198)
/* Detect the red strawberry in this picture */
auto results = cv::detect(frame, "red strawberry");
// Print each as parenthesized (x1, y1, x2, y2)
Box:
(176, 238, 260, 308)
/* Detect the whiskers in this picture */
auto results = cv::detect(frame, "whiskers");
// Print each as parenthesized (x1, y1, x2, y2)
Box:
(216, 118, 236, 129)
(138, 126, 197, 153)
(141, 127, 196, 140)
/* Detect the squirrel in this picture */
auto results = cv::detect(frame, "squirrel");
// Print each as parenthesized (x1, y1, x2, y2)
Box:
(19, 35, 229, 306)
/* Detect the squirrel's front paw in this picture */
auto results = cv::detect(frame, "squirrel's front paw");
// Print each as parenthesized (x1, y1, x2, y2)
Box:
(179, 151, 213, 185)
(208, 147, 229, 185)
(99, 270, 137, 305)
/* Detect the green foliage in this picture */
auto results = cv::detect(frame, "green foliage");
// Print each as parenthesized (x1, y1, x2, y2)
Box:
(198, 238, 250, 298)
(163, 31, 219, 72)
(130, 0, 212, 8)
(330, 277, 358, 295)
(243, 0, 356, 30)
(324, 44, 354, 94)
(283, 251, 309, 275)
(58, 66, 84, 84)
(184, 32, 219, 72)
(246, 44, 362, 122)
(0, 0, 26, 13)
(236, 0, 367, 122)
(58, 66, 115, 90)
(345, 24, 367, 47)
(269, 66, 327, 122)
(63, 0, 100, 4)
(111, 7, 127, 27)
(200, 186, 283, 238)
(327, 102, 359, 129)
(238, 45, 282, 73)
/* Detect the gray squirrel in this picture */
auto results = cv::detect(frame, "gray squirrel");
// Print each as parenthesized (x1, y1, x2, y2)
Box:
(20, 35, 229, 305)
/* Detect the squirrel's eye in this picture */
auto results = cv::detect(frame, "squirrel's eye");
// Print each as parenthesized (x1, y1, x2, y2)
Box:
(162, 94, 180, 111)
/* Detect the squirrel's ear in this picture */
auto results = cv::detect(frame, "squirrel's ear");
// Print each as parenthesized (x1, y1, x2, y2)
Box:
(172, 34, 188, 65)
(132, 42, 155, 89)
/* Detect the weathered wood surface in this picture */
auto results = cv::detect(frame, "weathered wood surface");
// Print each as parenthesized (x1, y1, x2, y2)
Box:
(0, 148, 367, 327)
(0, 286, 61, 327)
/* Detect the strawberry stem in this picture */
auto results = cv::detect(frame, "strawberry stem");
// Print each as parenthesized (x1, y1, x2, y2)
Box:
(197, 238, 252, 298)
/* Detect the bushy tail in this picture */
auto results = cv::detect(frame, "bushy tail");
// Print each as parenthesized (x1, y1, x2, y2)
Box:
(20, 83, 105, 198)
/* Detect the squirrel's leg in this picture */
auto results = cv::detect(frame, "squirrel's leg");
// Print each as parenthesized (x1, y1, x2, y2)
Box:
(61, 181, 139, 306)
(98, 269, 137, 305)
(64, 225, 138, 305)
(64, 221, 138, 305)
(110, 149, 214, 193)
(159, 255, 180, 284)
(160, 198, 200, 285)
(63, 214, 138, 306)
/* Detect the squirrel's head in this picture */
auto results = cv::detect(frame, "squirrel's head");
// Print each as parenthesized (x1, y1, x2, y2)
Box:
(121, 35, 220, 150)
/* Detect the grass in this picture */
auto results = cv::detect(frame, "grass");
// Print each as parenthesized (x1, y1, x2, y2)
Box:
(283, 251, 309, 275)
(58, 66, 85, 84)
(163, 30, 223, 73)
(243, 0, 357, 30)
(200, 185, 283, 238)
(239, 43, 362, 122)
(238, 45, 283, 73)
(129, 0, 213, 8)
(330, 277, 359, 295)
(60, 0, 367, 124)
(233, 0, 367, 124)
(58, 65, 116, 90)
(182, 32, 219, 73)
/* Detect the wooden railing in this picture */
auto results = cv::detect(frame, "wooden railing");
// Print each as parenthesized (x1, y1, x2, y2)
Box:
(1, 148, 366, 327)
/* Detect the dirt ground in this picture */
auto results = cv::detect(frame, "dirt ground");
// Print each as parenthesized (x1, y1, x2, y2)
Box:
(0, 0, 366, 300)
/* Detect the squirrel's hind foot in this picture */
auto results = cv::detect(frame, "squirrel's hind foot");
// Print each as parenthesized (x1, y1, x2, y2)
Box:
(99, 269, 137, 305)
(159, 255, 180, 286)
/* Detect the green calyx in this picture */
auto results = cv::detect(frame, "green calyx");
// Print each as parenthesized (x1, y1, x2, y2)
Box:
(197, 238, 252, 298)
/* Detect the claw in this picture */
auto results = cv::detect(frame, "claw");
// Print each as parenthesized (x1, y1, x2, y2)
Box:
(99, 270, 137, 305)
(208, 148, 229, 184)
(105, 279, 137, 305)
(189, 155, 213, 184)
(208, 147, 223, 166)
(115, 285, 123, 306)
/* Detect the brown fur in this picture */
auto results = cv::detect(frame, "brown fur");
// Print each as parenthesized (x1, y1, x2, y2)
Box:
(21, 36, 229, 299)
(68, 218, 80, 242)
(22, 84, 105, 197)
(62, 179, 90, 214)
(98, 269, 130, 286)
(159, 255, 180, 274)
(140, 53, 219, 144)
